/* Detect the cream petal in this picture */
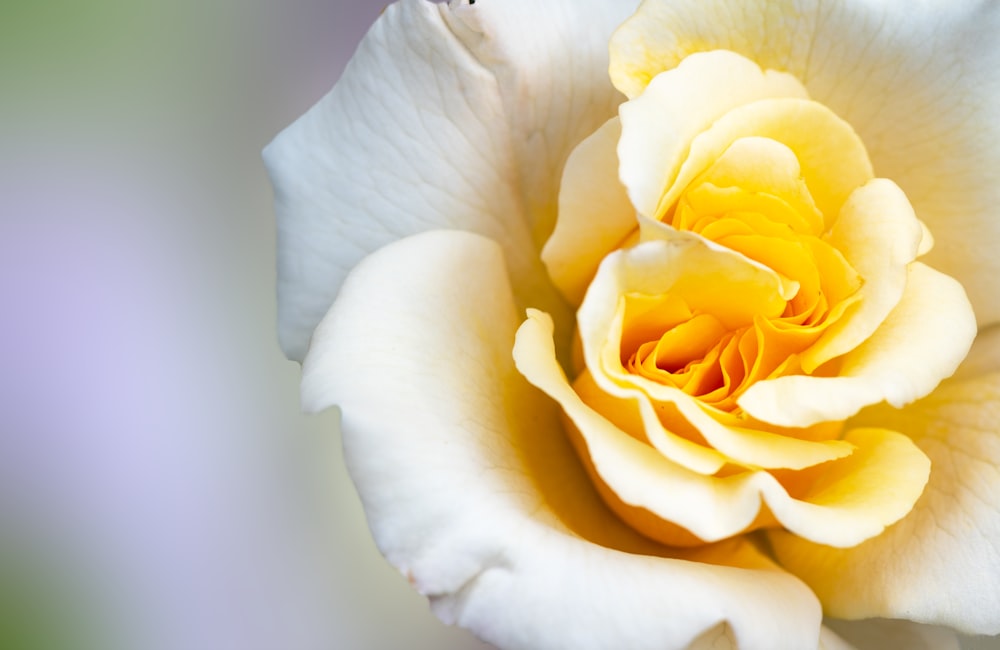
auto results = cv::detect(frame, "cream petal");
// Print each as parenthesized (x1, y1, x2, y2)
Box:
(800, 178, 924, 372)
(617, 50, 808, 218)
(739, 262, 976, 427)
(541, 117, 637, 306)
(303, 229, 823, 649)
(610, 0, 1000, 326)
(266, 0, 631, 360)
(770, 373, 1000, 635)
(517, 312, 928, 548)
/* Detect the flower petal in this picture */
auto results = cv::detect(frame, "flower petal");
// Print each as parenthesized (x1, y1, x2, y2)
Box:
(800, 178, 924, 372)
(610, 0, 1000, 326)
(541, 117, 637, 307)
(770, 373, 1000, 635)
(266, 0, 632, 360)
(579, 236, 853, 471)
(303, 229, 823, 649)
(617, 50, 808, 218)
(516, 310, 928, 549)
(739, 262, 976, 427)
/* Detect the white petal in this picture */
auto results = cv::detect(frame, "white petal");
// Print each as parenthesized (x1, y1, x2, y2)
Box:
(610, 0, 1000, 326)
(266, 0, 632, 360)
(304, 229, 823, 649)
(770, 373, 1000, 635)
(739, 263, 976, 427)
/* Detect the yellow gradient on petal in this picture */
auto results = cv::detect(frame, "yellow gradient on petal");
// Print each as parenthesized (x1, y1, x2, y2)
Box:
(766, 428, 930, 547)
(652, 98, 872, 223)
(574, 369, 729, 475)
(514, 310, 924, 548)
(578, 240, 856, 470)
(739, 263, 976, 427)
(616, 50, 808, 218)
(678, 136, 824, 234)
(542, 117, 636, 306)
(800, 179, 925, 371)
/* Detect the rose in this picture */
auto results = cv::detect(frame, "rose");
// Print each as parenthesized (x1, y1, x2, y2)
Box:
(515, 46, 974, 552)
(265, 0, 1000, 648)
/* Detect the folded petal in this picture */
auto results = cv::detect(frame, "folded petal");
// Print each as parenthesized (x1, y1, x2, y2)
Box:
(770, 373, 1000, 635)
(542, 117, 637, 306)
(303, 229, 823, 649)
(799, 178, 924, 372)
(517, 310, 928, 549)
(740, 262, 976, 427)
(267, 0, 632, 360)
(617, 50, 808, 218)
(610, 0, 1000, 326)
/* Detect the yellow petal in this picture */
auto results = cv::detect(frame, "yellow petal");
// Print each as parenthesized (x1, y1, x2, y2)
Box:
(740, 263, 976, 427)
(617, 50, 807, 218)
(800, 179, 925, 372)
(515, 311, 928, 548)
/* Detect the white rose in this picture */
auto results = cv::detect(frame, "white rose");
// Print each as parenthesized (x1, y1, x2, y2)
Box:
(265, 0, 1000, 647)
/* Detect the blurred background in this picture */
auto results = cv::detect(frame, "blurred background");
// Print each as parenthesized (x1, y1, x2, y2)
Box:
(0, 0, 490, 648)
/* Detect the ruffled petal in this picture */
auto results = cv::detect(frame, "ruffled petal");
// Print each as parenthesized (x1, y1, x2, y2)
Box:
(303, 229, 823, 649)
(267, 0, 632, 360)
(516, 310, 928, 549)
(579, 236, 852, 471)
(610, 0, 1000, 326)
(617, 50, 808, 218)
(739, 263, 976, 427)
(770, 373, 1000, 635)
(800, 178, 924, 372)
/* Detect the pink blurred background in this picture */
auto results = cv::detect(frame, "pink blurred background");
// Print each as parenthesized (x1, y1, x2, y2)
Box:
(0, 1, 489, 648)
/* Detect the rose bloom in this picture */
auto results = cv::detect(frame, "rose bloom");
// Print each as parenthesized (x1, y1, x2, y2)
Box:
(265, 1, 1000, 648)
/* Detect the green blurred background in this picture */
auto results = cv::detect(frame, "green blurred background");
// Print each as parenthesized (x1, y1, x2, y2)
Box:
(0, 1, 490, 648)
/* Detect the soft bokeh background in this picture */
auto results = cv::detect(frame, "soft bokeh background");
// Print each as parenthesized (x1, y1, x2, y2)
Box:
(0, 1, 490, 648)
(2, 1, 998, 649)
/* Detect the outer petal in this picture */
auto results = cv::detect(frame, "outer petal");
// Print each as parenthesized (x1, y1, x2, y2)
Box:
(739, 263, 976, 427)
(770, 373, 1000, 635)
(610, 0, 1000, 326)
(302, 230, 823, 649)
(266, 0, 633, 360)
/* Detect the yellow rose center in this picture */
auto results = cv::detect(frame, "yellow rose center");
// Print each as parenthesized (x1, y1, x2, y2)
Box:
(513, 49, 973, 551)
